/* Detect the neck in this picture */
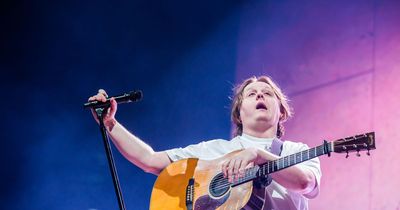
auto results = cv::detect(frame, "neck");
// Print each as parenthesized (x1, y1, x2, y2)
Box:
(242, 124, 277, 139)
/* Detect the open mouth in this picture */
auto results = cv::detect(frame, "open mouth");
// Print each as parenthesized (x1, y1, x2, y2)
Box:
(256, 103, 267, 110)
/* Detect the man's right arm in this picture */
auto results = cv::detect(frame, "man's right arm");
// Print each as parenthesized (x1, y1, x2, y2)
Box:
(106, 120, 171, 175)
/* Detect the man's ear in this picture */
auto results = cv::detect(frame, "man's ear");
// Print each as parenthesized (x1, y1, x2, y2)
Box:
(279, 112, 284, 121)
(236, 112, 242, 124)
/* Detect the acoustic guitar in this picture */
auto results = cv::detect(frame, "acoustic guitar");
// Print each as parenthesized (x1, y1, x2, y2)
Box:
(150, 132, 375, 210)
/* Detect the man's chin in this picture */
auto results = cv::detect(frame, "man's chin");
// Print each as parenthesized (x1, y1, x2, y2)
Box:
(255, 117, 272, 123)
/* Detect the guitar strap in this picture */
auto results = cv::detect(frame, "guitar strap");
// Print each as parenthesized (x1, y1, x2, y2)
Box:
(253, 138, 283, 189)
(244, 138, 283, 210)
(270, 138, 284, 156)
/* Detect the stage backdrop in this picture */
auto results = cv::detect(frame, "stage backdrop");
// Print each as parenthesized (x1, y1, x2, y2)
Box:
(2, 0, 400, 210)
(235, 0, 400, 209)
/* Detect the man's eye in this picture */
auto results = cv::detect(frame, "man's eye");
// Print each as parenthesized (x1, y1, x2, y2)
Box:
(248, 92, 256, 97)
(264, 91, 272, 96)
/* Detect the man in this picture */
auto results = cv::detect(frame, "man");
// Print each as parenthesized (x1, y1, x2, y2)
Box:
(88, 76, 321, 210)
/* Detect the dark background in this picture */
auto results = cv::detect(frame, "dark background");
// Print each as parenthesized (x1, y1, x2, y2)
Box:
(1, 0, 243, 209)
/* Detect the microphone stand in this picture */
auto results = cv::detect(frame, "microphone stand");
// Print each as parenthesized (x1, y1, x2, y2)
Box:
(95, 107, 126, 210)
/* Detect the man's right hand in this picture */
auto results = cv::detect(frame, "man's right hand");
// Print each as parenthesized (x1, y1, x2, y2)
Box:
(88, 89, 118, 132)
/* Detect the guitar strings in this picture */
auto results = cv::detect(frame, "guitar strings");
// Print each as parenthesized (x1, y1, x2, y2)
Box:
(209, 171, 256, 186)
(196, 165, 270, 192)
(193, 173, 257, 192)
(192, 160, 291, 191)
(187, 147, 326, 192)
(207, 142, 366, 192)
(192, 165, 292, 192)
(183, 170, 252, 191)
(193, 176, 253, 192)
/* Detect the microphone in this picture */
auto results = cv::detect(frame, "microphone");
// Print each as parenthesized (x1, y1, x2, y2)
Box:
(84, 90, 143, 109)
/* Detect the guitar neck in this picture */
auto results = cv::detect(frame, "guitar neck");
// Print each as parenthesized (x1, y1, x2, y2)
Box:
(257, 142, 331, 177)
(230, 132, 375, 187)
(231, 142, 332, 187)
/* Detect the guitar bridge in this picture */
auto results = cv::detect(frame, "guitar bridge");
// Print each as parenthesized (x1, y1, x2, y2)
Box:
(186, 178, 195, 210)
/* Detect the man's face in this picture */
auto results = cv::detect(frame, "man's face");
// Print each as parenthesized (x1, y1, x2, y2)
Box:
(239, 81, 281, 130)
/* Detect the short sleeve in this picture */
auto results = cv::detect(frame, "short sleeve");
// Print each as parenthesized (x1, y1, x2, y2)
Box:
(165, 141, 208, 161)
(165, 139, 241, 162)
(282, 141, 322, 199)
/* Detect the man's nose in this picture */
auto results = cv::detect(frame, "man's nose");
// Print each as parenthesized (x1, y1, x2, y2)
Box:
(256, 93, 264, 100)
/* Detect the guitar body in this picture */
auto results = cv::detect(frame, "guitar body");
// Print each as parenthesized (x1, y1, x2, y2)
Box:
(150, 150, 254, 210)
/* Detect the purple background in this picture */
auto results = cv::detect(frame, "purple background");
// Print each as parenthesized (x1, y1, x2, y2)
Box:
(236, 1, 400, 209)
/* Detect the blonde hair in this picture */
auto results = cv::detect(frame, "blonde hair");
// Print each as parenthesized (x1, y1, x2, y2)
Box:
(231, 76, 293, 138)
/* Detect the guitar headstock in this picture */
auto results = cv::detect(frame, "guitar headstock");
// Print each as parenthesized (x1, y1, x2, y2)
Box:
(332, 132, 375, 157)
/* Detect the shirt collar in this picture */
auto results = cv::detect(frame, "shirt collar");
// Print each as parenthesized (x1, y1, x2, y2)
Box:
(240, 133, 276, 144)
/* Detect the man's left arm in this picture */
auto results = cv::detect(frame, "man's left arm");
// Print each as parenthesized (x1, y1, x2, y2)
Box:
(222, 146, 321, 196)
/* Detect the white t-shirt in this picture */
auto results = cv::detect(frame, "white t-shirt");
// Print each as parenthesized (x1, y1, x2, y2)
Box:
(165, 134, 321, 210)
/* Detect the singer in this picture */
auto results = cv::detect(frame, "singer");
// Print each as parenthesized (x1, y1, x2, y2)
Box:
(87, 75, 321, 210)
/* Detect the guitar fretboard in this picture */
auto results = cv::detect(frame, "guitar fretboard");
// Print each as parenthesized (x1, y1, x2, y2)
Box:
(231, 142, 331, 187)
(258, 144, 329, 177)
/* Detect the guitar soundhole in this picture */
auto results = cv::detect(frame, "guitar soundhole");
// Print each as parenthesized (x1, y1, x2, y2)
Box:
(209, 173, 230, 198)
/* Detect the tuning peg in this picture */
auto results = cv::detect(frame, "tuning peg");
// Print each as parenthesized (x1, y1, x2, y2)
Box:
(346, 151, 349, 158)
(356, 151, 361, 157)
(367, 150, 370, 156)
